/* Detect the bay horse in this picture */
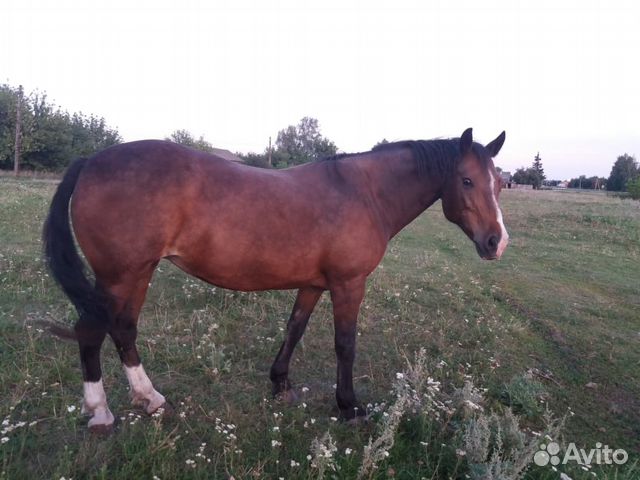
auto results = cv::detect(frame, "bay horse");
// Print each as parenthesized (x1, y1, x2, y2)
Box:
(43, 128, 508, 432)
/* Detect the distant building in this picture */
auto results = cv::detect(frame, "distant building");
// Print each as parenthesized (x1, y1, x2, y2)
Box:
(210, 148, 244, 163)
(500, 171, 512, 189)
(557, 181, 569, 189)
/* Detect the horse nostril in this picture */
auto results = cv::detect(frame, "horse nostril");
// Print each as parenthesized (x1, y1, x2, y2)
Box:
(487, 235, 499, 251)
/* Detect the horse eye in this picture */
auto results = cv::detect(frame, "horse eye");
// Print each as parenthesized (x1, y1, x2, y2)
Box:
(463, 178, 473, 187)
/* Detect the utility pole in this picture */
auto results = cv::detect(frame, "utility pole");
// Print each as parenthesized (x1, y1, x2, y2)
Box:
(14, 85, 23, 176)
(268, 136, 272, 167)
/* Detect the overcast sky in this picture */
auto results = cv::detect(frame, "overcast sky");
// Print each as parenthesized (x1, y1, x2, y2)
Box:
(2, 0, 638, 179)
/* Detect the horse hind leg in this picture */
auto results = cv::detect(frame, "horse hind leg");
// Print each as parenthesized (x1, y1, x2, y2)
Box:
(75, 310, 114, 432)
(105, 265, 167, 415)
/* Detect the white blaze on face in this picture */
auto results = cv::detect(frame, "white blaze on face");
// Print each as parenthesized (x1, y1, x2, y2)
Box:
(489, 169, 509, 258)
(124, 364, 166, 414)
(82, 379, 115, 427)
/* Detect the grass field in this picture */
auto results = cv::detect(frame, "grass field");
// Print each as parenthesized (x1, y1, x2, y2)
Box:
(0, 178, 638, 479)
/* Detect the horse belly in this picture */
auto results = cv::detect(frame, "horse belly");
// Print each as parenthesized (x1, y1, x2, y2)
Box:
(166, 224, 328, 291)
(167, 251, 326, 291)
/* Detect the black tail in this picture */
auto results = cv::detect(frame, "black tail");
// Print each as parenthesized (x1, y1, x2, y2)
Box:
(43, 158, 111, 338)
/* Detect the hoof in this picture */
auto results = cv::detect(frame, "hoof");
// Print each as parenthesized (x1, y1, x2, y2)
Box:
(85, 405, 115, 434)
(275, 388, 300, 406)
(340, 405, 368, 422)
(131, 390, 167, 415)
(346, 414, 369, 426)
(87, 408, 115, 435)
(88, 422, 115, 435)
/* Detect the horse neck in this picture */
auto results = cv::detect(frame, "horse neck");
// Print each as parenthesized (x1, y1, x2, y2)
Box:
(347, 149, 445, 239)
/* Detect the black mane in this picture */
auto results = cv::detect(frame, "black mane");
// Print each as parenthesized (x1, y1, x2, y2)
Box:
(372, 139, 460, 177)
(322, 138, 488, 178)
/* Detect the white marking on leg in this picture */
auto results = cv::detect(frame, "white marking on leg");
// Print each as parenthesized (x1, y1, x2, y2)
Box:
(82, 380, 115, 428)
(124, 364, 166, 414)
(489, 170, 509, 258)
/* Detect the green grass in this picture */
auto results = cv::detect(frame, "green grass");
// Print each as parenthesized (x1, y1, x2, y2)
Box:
(0, 178, 638, 479)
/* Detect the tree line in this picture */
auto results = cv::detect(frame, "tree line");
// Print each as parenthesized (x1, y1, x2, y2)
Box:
(2, 82, 638, 199)
(239, 116, 337, 168)
(509, 152, 638, 198)
(163, 117, 337, 169)
(511, 152, 546, 189)
(0, 83, 337, 173)
(0, 84, 121, 171)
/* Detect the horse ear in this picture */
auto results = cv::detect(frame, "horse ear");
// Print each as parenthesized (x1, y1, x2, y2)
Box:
(460, 128, 473, 155)
(485, 131, 506, 157)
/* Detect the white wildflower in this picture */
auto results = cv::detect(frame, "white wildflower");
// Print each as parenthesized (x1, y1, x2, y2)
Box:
(464, 400, 482, 411)
(309, 431, 337, 477)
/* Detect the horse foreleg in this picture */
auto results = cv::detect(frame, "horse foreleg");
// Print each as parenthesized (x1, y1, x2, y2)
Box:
(330, 277, 366, 421)
(270, 286, 323, 403)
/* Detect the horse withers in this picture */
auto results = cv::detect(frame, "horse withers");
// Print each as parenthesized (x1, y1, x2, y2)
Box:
(43, 128, 508, 432)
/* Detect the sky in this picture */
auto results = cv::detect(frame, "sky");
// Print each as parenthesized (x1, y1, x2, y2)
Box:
(2, 0, 638, 180)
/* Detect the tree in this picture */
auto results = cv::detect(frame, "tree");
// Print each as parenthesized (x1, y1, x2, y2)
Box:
(233, 117, 339, 169)
(239, 151, 271, 168)
(274, 117, 337, 166)
(531, 152, 545, 188)
(513, 167, 534, 186)
(627, 177, 640, 200)
(512, 166, 543, 189)
(0, 84, 121, 171)
(69, 113, 121, 157)
(373, 138, 389, 149)
(532, 152, 544, 178)
(0, 85, 26, 170)
(607, 154, 638, 192)
(166, 129, 214, 153)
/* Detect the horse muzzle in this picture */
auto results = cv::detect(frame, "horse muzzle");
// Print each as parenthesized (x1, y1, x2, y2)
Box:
(475, 232, 509, 260)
